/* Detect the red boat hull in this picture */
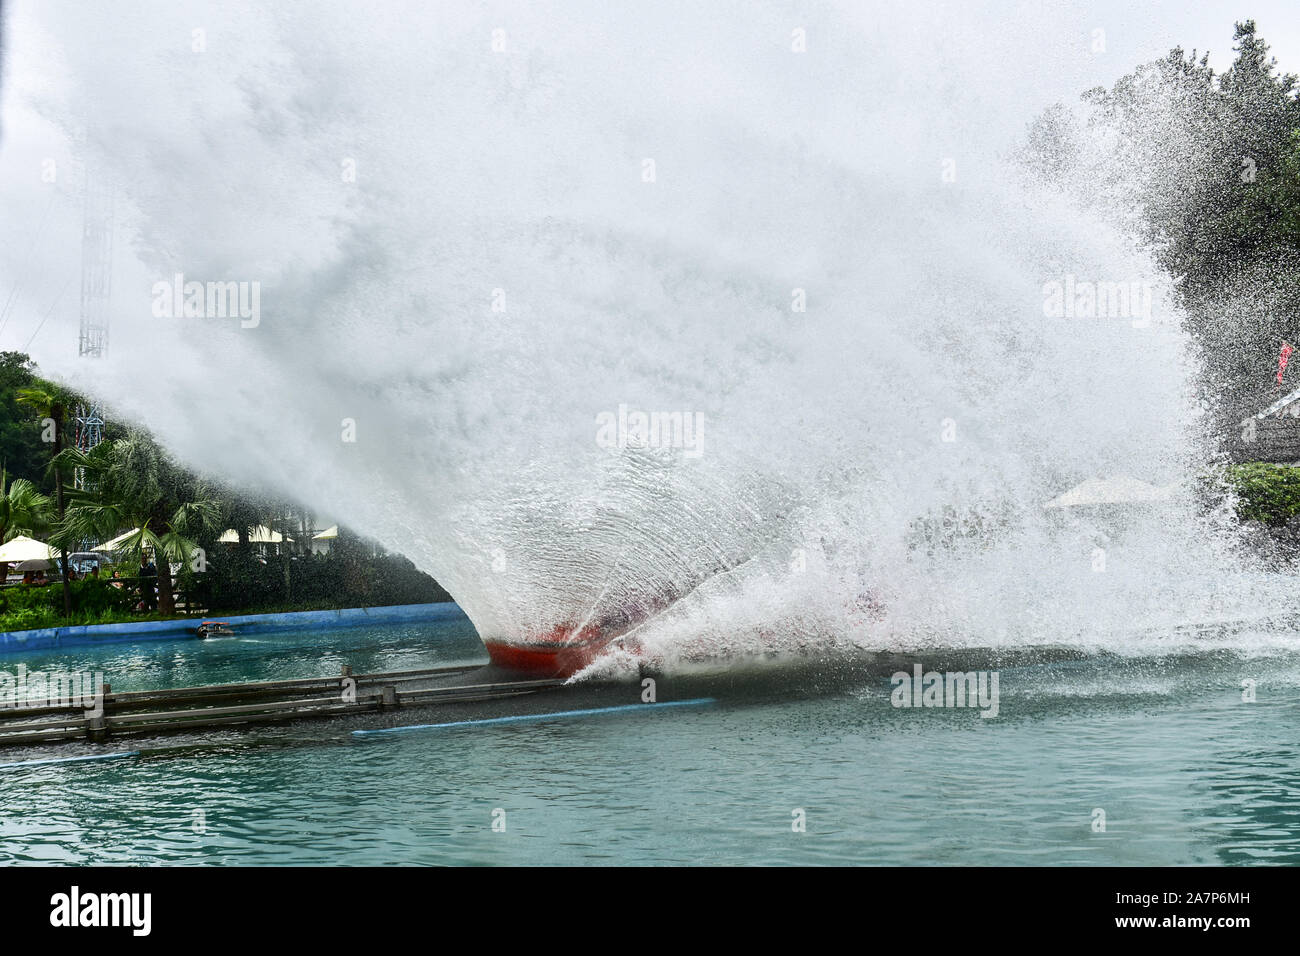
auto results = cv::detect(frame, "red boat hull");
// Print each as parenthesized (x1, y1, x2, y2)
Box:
(483, 625, 618, 678)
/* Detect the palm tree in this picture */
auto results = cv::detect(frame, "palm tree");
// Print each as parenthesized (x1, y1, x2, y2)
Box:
(0, 466, 53, 580)
(54, 434, 222, 615)
(15, 383, 76, 615)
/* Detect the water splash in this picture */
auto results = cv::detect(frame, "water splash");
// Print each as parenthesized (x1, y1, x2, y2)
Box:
(6, 1, 1293, 670)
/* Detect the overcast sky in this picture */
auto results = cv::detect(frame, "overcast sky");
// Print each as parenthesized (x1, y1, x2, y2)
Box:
(2, 0, 1299, 371)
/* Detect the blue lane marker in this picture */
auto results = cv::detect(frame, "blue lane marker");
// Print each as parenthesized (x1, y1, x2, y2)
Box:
(352, 697, 717, 737)
(0, 750, 140, 770)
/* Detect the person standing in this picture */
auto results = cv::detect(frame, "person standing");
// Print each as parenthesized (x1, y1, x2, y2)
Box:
(140, 558, 158, 611)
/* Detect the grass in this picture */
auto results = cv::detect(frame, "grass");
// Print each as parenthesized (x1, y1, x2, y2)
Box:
(0, 606, 180, 632)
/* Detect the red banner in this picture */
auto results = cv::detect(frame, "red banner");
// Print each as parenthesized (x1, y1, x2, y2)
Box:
(1280, 342, 1294, 384)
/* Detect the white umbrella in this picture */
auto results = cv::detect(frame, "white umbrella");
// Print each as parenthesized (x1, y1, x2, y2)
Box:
(218, 525, 285, 543)
(93, 528, 141, 553)
(313, 525, 338, 540)
(0, 535, 57, 563)
(1043, 477, 1174, 510)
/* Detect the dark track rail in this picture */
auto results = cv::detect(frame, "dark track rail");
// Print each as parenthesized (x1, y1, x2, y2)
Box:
(0, 664, 566, 747)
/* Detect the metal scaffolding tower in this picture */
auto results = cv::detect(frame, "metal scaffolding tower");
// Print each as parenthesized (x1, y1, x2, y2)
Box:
(74, 175, 112, 488)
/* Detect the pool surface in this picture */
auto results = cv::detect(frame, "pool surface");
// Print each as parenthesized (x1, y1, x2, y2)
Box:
(2, 617, 1298, 865)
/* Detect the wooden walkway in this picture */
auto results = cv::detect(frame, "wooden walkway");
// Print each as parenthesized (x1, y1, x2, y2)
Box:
(0, 665, 565, 748)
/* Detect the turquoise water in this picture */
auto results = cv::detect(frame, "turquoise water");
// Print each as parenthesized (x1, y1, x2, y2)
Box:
(0, 616, 485, 694)
(1, 617, 1298, 865)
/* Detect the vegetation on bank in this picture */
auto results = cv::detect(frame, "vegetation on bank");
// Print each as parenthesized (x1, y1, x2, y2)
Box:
(0, 549, 449, 633)
(1, 350, 450, 632)
(0, 577, 135, 631)
(1224, 461, 1300, 526)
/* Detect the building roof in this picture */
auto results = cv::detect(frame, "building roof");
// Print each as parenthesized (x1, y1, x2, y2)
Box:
(1043, 477, 1174, 510)
(218, 525, 287, 544)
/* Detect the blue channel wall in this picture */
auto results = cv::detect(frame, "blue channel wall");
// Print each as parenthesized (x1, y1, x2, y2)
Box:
(0, 602, 468, 654)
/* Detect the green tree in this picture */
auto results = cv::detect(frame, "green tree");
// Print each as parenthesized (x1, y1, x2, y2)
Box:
(54, 433, 222, 615)
(15, 381, 80, 615)
(1027, 21, 1300, 432)
(0, 466, 53, 580)
(0, 352, 48, 488)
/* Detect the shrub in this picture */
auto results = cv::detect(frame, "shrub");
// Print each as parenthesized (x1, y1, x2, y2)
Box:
(0, 605, 60, 631)
(0, 578, 136, 620)
(1225, 462, 1300, 526)
(180, 547, 450, 613)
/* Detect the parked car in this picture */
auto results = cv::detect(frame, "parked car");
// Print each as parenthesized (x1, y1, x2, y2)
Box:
(68, 552, 108, 576)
